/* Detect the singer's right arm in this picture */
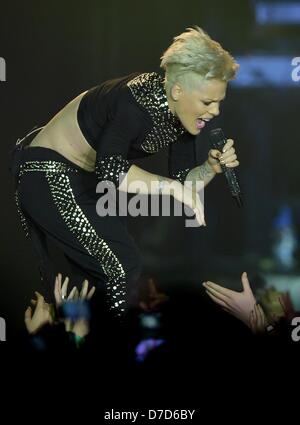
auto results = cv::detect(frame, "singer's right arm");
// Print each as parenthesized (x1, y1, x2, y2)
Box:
(118, 164, 177, 194)
(118, 164, 205, 226)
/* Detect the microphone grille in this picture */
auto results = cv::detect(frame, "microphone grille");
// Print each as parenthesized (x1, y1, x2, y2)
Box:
(209, 128, 226, 150)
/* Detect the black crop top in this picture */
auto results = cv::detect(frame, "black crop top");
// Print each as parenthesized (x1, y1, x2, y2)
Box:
(77, 72, 197, 186)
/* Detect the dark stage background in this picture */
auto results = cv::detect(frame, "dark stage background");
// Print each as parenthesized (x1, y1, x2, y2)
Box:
(1, 0, 300, 336)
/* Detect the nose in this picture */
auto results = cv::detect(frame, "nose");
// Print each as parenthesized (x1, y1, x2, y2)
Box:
(208, 103, 220, 117)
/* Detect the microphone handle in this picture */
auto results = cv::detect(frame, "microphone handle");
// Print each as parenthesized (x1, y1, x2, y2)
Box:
(220, 163, 243, 207)
(209, 128, 243, 207)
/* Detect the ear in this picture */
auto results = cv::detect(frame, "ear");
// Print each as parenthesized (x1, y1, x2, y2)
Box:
(170, 83, 182, 101)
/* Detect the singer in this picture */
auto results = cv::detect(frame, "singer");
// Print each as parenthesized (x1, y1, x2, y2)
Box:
(10, 26, 239, 317)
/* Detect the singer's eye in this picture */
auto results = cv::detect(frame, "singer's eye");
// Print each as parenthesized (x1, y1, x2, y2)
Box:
(203, 101, 212, 106)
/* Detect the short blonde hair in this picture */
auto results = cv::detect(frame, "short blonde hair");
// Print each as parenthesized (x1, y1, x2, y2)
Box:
(160, 26, 239, 97)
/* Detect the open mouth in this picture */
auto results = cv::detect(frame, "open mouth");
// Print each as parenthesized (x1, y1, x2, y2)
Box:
(196, 117, 211, 129)
(196, 118, 206, 129)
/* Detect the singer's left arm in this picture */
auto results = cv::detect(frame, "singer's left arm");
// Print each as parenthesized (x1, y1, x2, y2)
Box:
(186, 138, 240, 187)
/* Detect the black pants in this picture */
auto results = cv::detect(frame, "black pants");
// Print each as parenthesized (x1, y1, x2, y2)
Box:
(10, 127, 143, 316)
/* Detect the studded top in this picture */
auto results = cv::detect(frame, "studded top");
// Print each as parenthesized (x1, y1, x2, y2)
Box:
(127, 72, 186, 153)
(77, 72, 197, 186)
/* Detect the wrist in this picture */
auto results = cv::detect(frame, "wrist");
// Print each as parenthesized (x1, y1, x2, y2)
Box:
(205, 160, 217, 175)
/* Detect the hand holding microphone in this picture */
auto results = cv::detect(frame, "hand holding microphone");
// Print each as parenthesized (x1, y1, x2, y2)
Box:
(208, 128, 243, 207)
(207, 138, 239, 174)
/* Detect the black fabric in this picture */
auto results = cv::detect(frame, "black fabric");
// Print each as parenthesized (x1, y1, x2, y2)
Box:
(10, 72, 199, 317)
(77, 72, 197, 184)
(9, 127, 56, 300)
(168, 131, 197, 182)
(10, 133, 143, 311)
(77, 73, 153, 159)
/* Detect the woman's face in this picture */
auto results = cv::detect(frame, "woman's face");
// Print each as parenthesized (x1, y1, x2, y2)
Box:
(168, 78, 227, 135)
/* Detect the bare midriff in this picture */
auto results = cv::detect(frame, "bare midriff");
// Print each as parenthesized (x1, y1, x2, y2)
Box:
(29, 91, 97, 172)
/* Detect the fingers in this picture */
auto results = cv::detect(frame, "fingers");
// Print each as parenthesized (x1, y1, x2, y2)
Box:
(209, 140, 239, 170)
(220, 140, 239, 168)
(209, 149, 222, 162)
(35, 291, 45, 308)
(256, 304, 265, 329)
(54, 274, 62, 300)
(55, 273, 70, 304)
(194, 193, 206, 226)
(80, 279, 89, 299)
(61, 277, 70, 298)
(80, 279, 96, 300)
(203, 284, 231, 304)
(74, 288, 79, 300)
(24, 306, 32, 323)
(203, 281, 233, 299)
(194, 208, 206, 227)
(87, 286, 96, 300)
(54, 276, 60, 302)
(55, 273, 63, 299)
(210, 143, 235, 161)
(220, 148, 235, 160)
(196, 202, 205, 225)
(250, 306, 260, 333)
(183, 187, 205, 226)
(67, 286, 78, 300)
(220, 144, 239, 168)
(222, 139, 234, 153)
(56, 273, 62, 289)
(253, 304, 259, 327)
(205, 290, 228, 309)
(250, 304, 266, 334)
(192, 200, 205, 226)
(220, 154, 237, 164)
(55, 274, 95, 303)
(249, 310, 255, 329)
(241, 272, 251, 292)
(224, 160, 239, 168)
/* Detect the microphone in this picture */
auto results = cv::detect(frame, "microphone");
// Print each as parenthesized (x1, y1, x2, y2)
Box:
(209, 128, 243, 207)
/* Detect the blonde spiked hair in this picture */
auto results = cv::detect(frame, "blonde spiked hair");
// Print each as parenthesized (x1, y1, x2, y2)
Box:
(160, 26, 239, 97)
